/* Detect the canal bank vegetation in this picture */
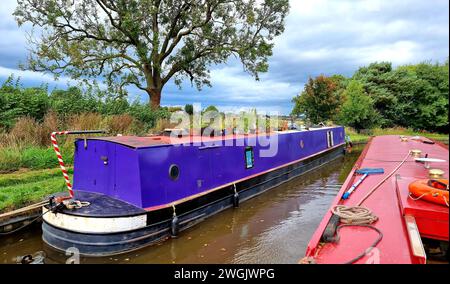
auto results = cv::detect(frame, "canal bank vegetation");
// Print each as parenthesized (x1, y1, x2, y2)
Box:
(0, 168, 72, 212)
(0, 77, 174, 173)
(345, 127, 448, 144)
(292, 60, 449, 134)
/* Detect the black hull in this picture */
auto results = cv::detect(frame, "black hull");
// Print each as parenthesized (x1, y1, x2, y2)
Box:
(42, 145, 345, 256)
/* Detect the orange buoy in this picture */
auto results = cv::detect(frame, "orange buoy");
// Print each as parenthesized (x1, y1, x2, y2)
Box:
(408, 179, 449, 207)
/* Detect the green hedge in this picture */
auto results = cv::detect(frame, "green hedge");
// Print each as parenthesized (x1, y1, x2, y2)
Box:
(0, 76, 172, 132)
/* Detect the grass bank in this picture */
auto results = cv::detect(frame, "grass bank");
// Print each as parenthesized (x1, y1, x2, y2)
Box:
(0, 168, 72, 213)
(0, 146, 74, 173)
(346, 127, 449, 144)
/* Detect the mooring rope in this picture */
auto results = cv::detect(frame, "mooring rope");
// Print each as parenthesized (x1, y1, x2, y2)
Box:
(337, 224, 383, 264)
(0, 203, 58, 236)
(356, 150, 411, 206)
(0, 200, 49, 219)
(331, 205, 378, 225)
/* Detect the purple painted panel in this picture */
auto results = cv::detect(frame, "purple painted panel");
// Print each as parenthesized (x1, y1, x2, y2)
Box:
(73, 140, 142, 206)
(73, 140, 115, 195)
(113, 145, 142, 207)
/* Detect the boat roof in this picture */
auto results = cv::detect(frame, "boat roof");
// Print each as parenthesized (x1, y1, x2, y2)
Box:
(304, 135, 449, 264)
(80, 127, 341, 149)
(84, 133, 262, 148)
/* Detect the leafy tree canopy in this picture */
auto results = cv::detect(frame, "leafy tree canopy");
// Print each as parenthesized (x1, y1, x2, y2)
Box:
(352, 61, 449, 131)
(291, 60, 448, 133)
(14, 0, 290, 109)
(338, 80, 379, 132)
(291, 75, 342, 124)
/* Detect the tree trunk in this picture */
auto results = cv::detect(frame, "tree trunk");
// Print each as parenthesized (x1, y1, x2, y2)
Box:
(148, 89, 162, 110)
(143, 63, 162, 110)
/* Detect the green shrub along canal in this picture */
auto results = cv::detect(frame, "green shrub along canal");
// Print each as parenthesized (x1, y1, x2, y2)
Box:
(0, 145, 364, 264)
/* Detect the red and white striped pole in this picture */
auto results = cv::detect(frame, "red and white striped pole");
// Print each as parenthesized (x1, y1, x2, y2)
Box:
(50, 130, 106, 199)
(51, 131, 74, 198)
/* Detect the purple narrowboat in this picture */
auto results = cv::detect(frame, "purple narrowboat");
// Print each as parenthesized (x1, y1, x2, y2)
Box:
(42, 126, 346, 256)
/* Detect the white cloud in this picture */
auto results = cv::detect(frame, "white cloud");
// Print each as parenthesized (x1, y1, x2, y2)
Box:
(273, 0, 449, 68)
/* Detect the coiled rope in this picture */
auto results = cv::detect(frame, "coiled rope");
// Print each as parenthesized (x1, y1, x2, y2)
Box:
(63, 200, 90, 210)
(330, 205, 381, 264)
(332, 205, 378, 225)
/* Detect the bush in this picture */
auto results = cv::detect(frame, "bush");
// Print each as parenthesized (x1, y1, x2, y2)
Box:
(100, 97, 130, 115)
(203, 105, 219, 113)
(338, 80, 380, 132)
(168, 106, 183, 112)
(37, 111, 60, 146)
(8, 116, 41, 147)
(67, 112, 103, 131)
(49, 87, 99, 116)
(128, 102, 171, 131)
(0, 78, 49, 129)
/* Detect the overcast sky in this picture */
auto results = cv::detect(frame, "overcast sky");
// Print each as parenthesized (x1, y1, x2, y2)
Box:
(0, 0, 448, 114)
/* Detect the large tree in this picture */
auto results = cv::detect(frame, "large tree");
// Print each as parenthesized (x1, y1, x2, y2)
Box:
(338, 80, 379, 132)
(353, 61, 449, 132)
(291, 75, 343, 124)
(14, 0, 289, 109)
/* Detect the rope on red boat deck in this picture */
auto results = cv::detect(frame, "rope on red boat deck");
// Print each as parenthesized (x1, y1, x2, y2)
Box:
(336, 224, 383, 264)
(356, 150, 412, 206)
(332, 205, 378, 224)
(329, 206, 382, 263)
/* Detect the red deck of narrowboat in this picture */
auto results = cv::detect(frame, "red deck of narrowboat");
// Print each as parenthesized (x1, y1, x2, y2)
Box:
(302, 135, 449, 264)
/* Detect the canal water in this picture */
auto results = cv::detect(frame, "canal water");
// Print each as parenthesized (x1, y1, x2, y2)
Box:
(0, 146, 363, 264)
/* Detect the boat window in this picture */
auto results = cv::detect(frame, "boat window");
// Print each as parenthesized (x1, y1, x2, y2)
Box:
(245, 147, 254, 169)
(169, 164, 180, 180)
(300, 140, 304, 148)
